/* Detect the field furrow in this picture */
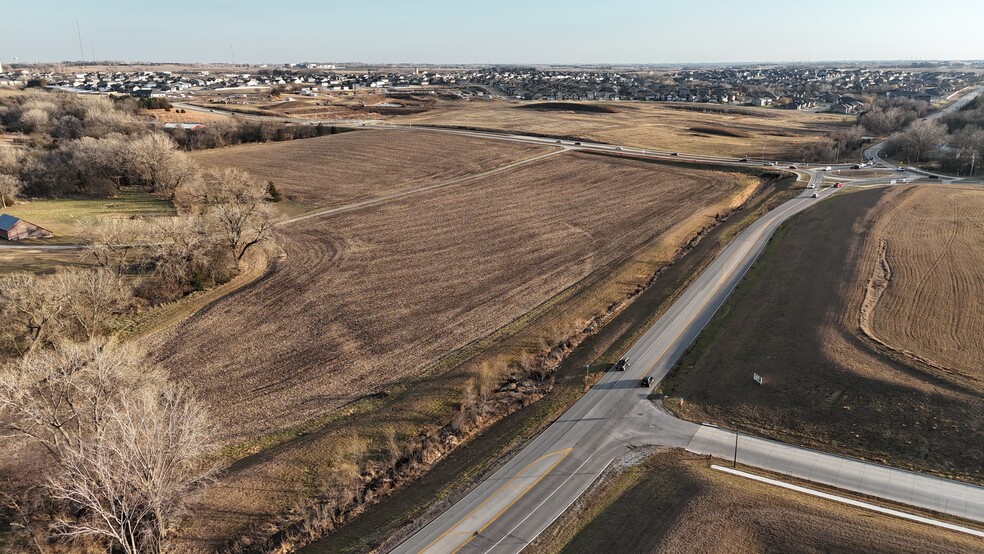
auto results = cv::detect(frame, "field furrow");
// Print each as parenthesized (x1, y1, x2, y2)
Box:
(154, 146, 753, 442)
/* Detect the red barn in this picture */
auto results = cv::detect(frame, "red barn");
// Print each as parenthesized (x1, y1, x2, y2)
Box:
(0, 214, 53, 241)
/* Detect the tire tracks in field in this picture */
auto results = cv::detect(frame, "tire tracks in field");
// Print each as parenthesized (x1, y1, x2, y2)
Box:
(278, 148, 566, 227)
(858, 195, 977, 385)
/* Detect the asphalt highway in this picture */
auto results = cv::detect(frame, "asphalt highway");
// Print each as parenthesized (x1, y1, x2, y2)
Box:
(391, 177, 848, 554)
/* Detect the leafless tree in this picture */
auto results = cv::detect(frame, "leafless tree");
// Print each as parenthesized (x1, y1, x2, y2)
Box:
(0, 342, 213, 554)
(894, 119, 948, 163)
(128, 133, 200, 197)
(48, 385, 214, 554)
(0, 341, 158, 460)
(0, 142, 23, 175)
(0, 173, 22, 208)
(19, 108, 51, 134)
(0, 273, 71, 353)
(60, 268, 133, 340)
(79, 217, 153, 272)
(185, 168, 276, 266)
(148, 213, 224, 287)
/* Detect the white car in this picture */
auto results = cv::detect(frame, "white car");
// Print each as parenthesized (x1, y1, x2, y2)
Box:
(822, 166, 832, 171)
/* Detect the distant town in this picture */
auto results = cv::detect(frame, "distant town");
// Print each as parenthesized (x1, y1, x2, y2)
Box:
(2, 61, 982, 113)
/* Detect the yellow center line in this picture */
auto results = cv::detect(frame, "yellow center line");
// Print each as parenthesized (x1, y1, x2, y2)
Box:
(419, 447, 573, 554)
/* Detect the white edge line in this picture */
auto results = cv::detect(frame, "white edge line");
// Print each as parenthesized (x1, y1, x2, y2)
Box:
(483, 455, 612, 553)
(710, 465, 984, 538)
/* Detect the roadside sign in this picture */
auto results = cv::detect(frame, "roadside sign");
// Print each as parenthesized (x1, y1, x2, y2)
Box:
(753, 373, 763, 385)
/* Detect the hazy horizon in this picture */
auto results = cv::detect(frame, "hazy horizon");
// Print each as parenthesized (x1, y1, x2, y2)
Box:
(4, 0, 983, 66)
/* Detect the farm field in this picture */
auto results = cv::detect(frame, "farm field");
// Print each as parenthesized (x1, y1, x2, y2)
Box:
(391, 99, 855, 158)
(190, 128, 552, 213)
(532, 450, 983, 554)
(156, 149, 758, 443)
(665, 185, 984, 484)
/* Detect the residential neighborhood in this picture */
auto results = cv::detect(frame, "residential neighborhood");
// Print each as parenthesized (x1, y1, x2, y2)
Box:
(1, 62, 980, 113)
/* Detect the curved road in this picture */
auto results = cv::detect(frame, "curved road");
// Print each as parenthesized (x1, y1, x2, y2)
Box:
(388, 90, 984, 553)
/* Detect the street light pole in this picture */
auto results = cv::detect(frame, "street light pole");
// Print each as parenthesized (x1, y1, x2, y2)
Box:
(734, 429, 739, 468)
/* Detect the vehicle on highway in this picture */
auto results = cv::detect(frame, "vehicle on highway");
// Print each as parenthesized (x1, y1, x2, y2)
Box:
(789, 165, 798, 169)
(807, 183, 816, 189)
(574, 141, 581, 145)
(927, 174, 940, 179)
(822, 166, 832, 171)
(852, 164, 861, 169)
(640, 376, 655, 387)
(670, 152, 679, 156)
(614, 357, 629, 371)
(811, 192, 819, 198)
(738, 158, 748, 162)
(835, 182, 844, 188)
(897, 167, 906, 172)
(615, 146, 623, 150)
(555, 140, 562, 144)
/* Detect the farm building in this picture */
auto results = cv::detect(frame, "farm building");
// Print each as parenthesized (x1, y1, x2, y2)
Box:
(0, 214, 53, 241)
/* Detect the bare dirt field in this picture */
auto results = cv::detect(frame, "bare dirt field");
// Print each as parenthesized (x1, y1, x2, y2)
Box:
(867, 187, 984, 378)
(189, 129, 551, 212)
(390, 99, 854, 158)
(665, 185, 984, 483)
(156, 150, 756, 443)
(533, 450, 983, 554)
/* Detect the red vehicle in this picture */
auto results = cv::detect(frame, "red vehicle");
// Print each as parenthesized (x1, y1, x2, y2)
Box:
(835, 182, 844, 188)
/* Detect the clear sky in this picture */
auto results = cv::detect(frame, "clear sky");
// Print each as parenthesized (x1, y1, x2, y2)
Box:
(3, 0, 982, 65)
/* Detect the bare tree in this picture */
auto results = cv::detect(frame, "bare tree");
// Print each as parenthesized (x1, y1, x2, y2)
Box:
(79, 217, 153, 272)
(186, 168, 276, 267)
(894, 119, 948, 163)
(61, 268, 133, 340)
(19, 108, 51, 134)
(49, 385, 214, 554)
(0, 273, 71, 353)
(127, 133, 199, 197)
(0, 342, 212, 554)
(0, 341, 158, 460)
(0, 173, 22, 208)
(0, 142, 23, 175)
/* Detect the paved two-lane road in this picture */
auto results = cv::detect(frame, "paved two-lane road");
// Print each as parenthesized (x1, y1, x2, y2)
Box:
(392, 182, 842, 554)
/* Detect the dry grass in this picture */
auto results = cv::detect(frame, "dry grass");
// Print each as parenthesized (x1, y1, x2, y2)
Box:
(155, 151, 754, 444)
(166, 158, 758, 550)
(533, 450, 983, 554)
(0, 248, 91, 275)
(139, 108, 234, 124)
(391, 99, 854, 158)
(666, 185, 984, 483)
(868, 187, 984, 378)
(190, 129, 551, 213)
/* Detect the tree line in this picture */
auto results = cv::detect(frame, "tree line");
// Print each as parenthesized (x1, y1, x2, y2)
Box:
(0, 91, 339, 201)
(797, 94, 984, 174)
(0, 92, 284, 553)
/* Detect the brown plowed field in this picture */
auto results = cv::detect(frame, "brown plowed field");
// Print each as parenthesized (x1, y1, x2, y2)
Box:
(869, 187, 984, 378)
(155, 151, 755, 442)
(667, 185, 984, 483)
(190, 129, 551, 209)
(533, 450, 983, 554)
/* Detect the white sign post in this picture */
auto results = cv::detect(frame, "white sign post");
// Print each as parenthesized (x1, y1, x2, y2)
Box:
(753, 373, 763, 385)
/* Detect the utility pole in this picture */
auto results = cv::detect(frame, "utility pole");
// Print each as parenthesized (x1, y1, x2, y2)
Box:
(76, 20, 85, 63)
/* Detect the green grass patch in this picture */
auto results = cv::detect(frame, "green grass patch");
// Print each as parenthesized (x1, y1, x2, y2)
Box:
(3, 191, 175, 242)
